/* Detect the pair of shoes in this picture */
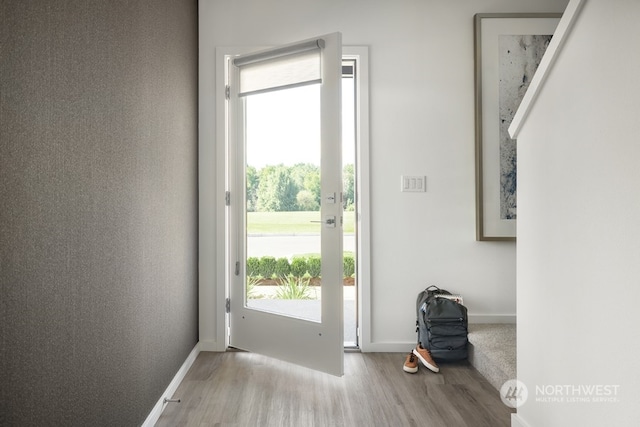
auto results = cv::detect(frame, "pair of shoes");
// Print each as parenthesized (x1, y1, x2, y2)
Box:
(413, 344, 440, 373)
(403, 345, 440, 374)
(403, 352, 418, 373)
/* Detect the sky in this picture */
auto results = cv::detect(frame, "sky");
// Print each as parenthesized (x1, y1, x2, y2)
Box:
(245, 79, 355, 169)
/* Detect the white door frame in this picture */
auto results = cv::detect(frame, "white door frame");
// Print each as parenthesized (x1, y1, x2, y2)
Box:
(197, 44, 370, 353)
(344, 47, 372, 351)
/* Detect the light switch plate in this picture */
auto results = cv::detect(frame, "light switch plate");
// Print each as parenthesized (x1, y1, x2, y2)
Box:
(401, 175, 426, 192)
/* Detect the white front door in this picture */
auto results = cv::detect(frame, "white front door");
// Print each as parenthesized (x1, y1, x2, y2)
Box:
(226, 33, 344, 376)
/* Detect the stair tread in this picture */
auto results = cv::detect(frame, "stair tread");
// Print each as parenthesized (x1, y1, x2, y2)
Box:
(467, 323, 516, 390)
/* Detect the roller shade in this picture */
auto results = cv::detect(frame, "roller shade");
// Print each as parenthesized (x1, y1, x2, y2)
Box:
(233, 39, 325, 97)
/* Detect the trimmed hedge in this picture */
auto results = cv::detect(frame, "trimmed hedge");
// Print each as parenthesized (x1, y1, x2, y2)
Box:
(290, 256, 308, 277)
(343, 254, 355, 277)
(248, 254, 354, 279)
(259, 256, 276, 279)
(247, 257, 260, 276)
(275, 257, 291, 277)
(307, 255, 321, 277)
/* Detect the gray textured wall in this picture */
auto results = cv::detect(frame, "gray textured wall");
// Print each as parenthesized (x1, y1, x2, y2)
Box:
(0, 1, 198, 425)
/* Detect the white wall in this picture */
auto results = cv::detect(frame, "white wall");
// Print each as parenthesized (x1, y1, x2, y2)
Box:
(514, 0, 640, 425)
(200, 0, 568, 350)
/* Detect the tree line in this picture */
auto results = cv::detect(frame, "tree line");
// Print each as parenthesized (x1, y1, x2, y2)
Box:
(247, 163, 355, 212)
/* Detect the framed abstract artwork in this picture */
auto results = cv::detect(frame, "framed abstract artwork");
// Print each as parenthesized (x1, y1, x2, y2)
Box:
(474, 13, 561, 241)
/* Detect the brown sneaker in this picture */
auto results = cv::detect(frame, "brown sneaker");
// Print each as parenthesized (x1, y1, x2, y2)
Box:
(413, 344, 440, 373)
(403, 352, 418, 373)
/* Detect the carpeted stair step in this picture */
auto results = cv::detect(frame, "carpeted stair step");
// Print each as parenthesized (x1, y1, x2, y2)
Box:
(468, 323, 516, 391)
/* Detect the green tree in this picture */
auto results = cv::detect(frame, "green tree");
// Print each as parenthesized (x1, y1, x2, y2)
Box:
(304, 171, 321, 208)
(290, 163, 321, 210)
(256, 165, 297, 212)
(343, 163, 355, 211)
(296, 190, 320, 211)
(246, 165, 259, 212)
(289, 163, 315, 190)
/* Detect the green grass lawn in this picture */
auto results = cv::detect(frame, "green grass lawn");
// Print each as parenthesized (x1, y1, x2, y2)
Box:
(248, 211, 356, 234)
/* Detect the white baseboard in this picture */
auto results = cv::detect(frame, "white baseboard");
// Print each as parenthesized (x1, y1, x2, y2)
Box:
(511, 413, 532, 427)
(198, 338, 224, 352)
(141, 343, 201, 427)
(468, 314, 516, 323)
(359, 315, 516, 352)
(360, 342, 416, 352)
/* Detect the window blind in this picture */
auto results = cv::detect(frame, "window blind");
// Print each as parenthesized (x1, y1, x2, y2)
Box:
(233, 39, 324, 97)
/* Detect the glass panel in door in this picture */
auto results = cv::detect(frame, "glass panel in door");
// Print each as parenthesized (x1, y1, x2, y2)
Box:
(245, 84, 322, 322)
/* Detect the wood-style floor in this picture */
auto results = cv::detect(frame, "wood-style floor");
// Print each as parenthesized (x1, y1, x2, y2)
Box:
(156, 351, 514, 427)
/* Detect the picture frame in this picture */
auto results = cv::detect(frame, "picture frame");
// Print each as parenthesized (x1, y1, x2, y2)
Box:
(474, 13, 561, 241)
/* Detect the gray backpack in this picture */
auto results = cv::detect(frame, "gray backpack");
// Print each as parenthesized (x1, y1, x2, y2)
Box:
(416, 285, 468, 362)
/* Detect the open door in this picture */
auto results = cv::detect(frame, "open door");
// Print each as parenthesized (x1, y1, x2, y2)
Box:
(226, 33, 344, 376)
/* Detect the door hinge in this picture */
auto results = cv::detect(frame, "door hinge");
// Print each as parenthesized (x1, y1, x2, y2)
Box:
(225, 191, 231, 206)
(225, 85, 230, 100)
(235, 261, 240, 276)
(226, 298, 230, 313)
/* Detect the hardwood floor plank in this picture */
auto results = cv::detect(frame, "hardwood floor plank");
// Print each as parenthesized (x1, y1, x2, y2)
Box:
(156, 351, 514, 427)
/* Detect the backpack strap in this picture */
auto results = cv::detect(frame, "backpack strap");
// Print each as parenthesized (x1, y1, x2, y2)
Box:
(425, 285, 440, 292)
(426, 285, 451, 296)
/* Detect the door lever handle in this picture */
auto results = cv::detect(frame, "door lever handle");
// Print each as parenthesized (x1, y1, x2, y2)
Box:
(310, 216, 336, 227)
